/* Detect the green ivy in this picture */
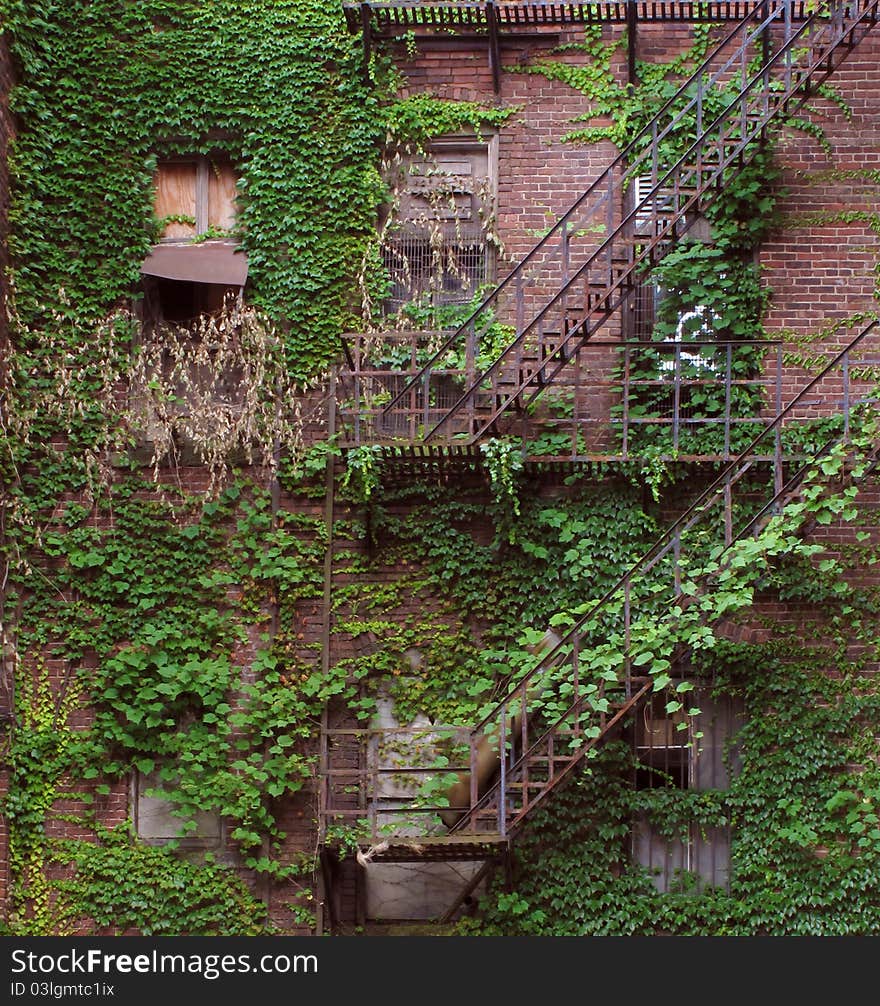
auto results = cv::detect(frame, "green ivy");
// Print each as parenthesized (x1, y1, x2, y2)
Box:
(51, 827, 275, 937)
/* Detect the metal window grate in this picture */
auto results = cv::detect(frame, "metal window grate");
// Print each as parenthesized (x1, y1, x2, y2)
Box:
(382, 226, 490, 314)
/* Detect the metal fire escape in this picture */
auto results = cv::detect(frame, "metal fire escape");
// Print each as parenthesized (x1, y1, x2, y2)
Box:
(319, 0, 880, 927)
(375, 0, 879, 444)
(321, 318, 880, 923)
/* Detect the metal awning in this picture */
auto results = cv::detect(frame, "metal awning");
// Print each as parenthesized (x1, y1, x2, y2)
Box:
(343, 1, 812, 92)
(140, 241, 248, 286)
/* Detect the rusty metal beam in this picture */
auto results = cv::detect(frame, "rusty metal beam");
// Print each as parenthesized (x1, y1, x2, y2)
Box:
(438, 856, 497, 924)
(487, 1, 502, 92)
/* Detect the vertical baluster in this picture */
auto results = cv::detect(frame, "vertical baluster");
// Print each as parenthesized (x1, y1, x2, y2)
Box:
(562, 218, 570, 289)
(832, 0, 844, 41)
(369, 731, 379, 844)
(740, 25, 748, 142)
(761, 0, 771, 119)
(606, 171, 615, 284)
(622, 344, 631, 459)
(422, 369, 431, 437)
(724, 341, 733, 461)
(465, 321, 477, 436)
(515, 273, 525, 336)
(783, 0, 793, 92)
(624, 578, 632, 698)
(520, 682, 528, 815)
(774, 343, 783, 503)
(537, 314, 545, 369)
(349, 338, 361, 444)
(843, 348, 850, 441)
(572, 345, 581, 458)
(318, 719, 329, 844)
(695, 76, 703, 193)
(673, 341, 681, 453)
(410, 342, 420, 440)
(514, 319, 525, 406)
(468, 730, 478, 835)
(499, 705, 508, 837)
(571, 635, 579, 740)
(410, 335, 418, 441)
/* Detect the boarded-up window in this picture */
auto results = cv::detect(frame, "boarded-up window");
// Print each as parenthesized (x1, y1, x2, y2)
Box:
(135, 156, 248, 455)
(133, 770, 222, 847)
(382, 136, 497, 317)
(153, 155, 238, 241)
(142, 154, 246, 329)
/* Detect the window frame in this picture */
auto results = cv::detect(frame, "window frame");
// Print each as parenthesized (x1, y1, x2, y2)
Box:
(380, 132, 499, 319)
(630, 688, 744, 894)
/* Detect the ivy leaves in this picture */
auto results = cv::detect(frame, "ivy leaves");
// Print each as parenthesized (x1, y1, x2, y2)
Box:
(5, 0, 385, 377)
(52, 827, 274, 936)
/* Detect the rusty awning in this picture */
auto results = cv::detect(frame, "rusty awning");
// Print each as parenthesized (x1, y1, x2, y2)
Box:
(140, 241, 248, 286)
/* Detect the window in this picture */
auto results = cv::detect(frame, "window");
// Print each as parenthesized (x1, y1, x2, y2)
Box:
(632, 689, 744, 893)
(141, 153, 247, 329)
(624, 174, 713, 342)
(134, 156, 250, 459)
(153, 155, 238, 242)
(132, 770, 223, 849)
(381, 135, 497, 318)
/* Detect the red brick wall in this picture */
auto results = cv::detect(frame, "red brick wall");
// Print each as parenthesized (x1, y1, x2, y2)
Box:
(0, 32, 11, 353)
(392, 23, 880, 410)
(763, 33, 880, 346)
(5, 16, 880, 934)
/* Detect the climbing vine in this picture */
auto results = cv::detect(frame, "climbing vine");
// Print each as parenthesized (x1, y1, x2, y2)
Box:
(0, 0, 524, 933)
(2, 1, 879, 940)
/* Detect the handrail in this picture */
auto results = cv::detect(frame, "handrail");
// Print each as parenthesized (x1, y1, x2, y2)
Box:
(419, 0, 879, 440)
(447, 318, 880, 834)
(344, 0, 816, 30)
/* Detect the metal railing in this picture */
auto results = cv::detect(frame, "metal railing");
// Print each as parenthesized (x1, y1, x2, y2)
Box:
(322, 318, 880, 842)
(374, 0, 878, 443)
(339, 333, 788, 457)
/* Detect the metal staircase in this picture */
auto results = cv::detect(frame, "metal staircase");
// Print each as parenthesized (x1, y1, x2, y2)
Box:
(377, 0, 879, 444)
(320, 3, 880, 924)
(321, 319, 880, 848)
(444, 318, 880, 838)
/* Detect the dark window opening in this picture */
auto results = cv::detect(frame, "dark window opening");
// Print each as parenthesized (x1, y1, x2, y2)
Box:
(152, 278, 238, 326)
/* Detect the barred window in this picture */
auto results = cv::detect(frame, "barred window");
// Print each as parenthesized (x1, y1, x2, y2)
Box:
(632, 689, 744, 893)
(381, 136, 497, 319)
(382, 224, 490, 314)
